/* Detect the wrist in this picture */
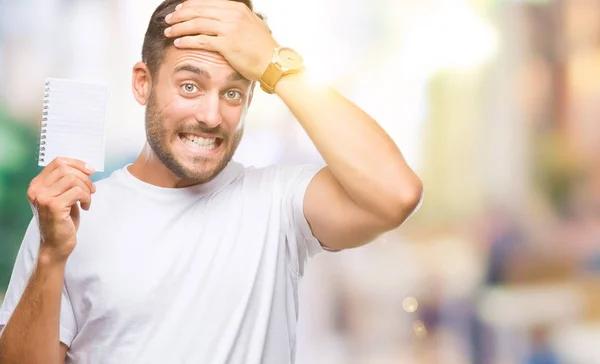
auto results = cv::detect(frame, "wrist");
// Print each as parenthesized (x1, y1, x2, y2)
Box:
(38, 246, 69, 268)
(257, 45, 279, 80)
(259, 46, 305, 94)
(274, 70, 310, 95)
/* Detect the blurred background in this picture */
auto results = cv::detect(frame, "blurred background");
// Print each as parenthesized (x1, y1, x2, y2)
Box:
(1, 0, 600, 362)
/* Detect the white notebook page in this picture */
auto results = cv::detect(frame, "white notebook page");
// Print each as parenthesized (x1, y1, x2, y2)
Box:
(38, 78, 108, 172)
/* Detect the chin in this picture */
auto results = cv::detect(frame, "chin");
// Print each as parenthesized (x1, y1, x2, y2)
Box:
(172, 154, 229, 183)
(185, 163, 220, 180)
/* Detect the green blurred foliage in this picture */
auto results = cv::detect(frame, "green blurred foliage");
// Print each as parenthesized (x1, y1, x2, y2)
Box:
(0, 107, 40, 291)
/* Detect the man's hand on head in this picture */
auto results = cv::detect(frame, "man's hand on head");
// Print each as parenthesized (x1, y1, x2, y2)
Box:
(164, 0, 278, 82)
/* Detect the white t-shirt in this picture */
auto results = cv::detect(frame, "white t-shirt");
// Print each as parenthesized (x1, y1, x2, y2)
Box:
(0, 161, 325, 364)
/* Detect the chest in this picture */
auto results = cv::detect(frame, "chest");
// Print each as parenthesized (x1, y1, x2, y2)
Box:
(63, 190, 286, 332)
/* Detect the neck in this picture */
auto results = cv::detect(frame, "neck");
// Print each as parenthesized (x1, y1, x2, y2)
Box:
(128, 144, 199, 188)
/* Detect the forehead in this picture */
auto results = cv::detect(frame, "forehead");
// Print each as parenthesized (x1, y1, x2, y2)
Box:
(160, 46, 240, 80)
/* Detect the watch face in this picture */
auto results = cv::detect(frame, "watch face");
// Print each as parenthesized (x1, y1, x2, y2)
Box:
(277, 47, 304, 70)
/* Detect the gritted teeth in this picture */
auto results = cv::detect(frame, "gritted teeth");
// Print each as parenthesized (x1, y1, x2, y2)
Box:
(180, 133, 221, 150)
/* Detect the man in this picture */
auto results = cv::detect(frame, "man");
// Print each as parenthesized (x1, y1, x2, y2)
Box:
(0, 0, 422, 363)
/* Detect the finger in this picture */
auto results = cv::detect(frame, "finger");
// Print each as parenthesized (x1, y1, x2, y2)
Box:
(165, 17, 224, 38)
(80, 195, 92, 211)
(44, 164, 96, 193)
(45, 157, 95, 177)
(58, 186, 92, 212)
(165, 4, 230, 25)
(176, 0, 242, 12)
(29, 158, 95, 204)
(200, 0, 251, 12)
(45, 174, 92, 199)
(174, 35, 220, 52)
(70, 203, 80, 224)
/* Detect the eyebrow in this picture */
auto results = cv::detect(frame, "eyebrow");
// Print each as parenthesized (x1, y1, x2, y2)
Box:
(174, 64, 248, 83)
(174, 64, 211, 78)
(227, 72, 247, 82)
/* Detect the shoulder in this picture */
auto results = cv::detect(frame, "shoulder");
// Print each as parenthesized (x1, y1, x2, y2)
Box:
(85, 165, 130, 210)
(92, 165, 126, 190)
(234, 162, 323, 201)
(238, 163, 321, 183)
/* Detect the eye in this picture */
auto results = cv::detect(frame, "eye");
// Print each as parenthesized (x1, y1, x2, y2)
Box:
(181, 83, 198, 94)
(224, 90, 242, 100)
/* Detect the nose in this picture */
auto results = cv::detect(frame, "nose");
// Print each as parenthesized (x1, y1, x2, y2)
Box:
(193, 92, 222, 128)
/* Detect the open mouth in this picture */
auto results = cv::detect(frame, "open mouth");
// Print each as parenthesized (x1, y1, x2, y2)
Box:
(179, 132, 224, 152)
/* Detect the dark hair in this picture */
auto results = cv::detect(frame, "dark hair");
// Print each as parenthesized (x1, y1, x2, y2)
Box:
(141, 0, 264, 78)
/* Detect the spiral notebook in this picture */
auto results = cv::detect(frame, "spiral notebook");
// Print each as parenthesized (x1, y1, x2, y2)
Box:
(38, 78, 108, 172)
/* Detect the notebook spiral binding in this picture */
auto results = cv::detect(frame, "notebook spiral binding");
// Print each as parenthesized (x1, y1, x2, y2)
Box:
(37, 80, 50, 164)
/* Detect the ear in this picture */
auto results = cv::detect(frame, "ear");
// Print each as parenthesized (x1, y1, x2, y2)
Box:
(132, 62, 152, 106)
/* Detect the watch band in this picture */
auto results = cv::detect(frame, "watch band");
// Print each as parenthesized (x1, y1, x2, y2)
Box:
(259, 63, 284, 94)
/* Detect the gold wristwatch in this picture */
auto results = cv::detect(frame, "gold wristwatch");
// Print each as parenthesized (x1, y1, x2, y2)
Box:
(259, 47, 304, 94)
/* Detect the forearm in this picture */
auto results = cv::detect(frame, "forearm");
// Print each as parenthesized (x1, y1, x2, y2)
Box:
(0, 250, 66, 364)
(275, 72, 423, 223)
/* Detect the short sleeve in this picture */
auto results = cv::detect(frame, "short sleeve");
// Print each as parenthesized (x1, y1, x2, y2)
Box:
(0, 218, 78, 347)
(280, 165, 325, 277)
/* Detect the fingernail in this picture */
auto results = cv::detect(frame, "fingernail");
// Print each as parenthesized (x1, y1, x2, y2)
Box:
(85, 164, 95, 173)
(165, 13, 172, 23)
(164, 27, 171, 36)
(175, 3, 183, 11)
(92, 184, 97, 193)
(174, 38, 181, 47)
